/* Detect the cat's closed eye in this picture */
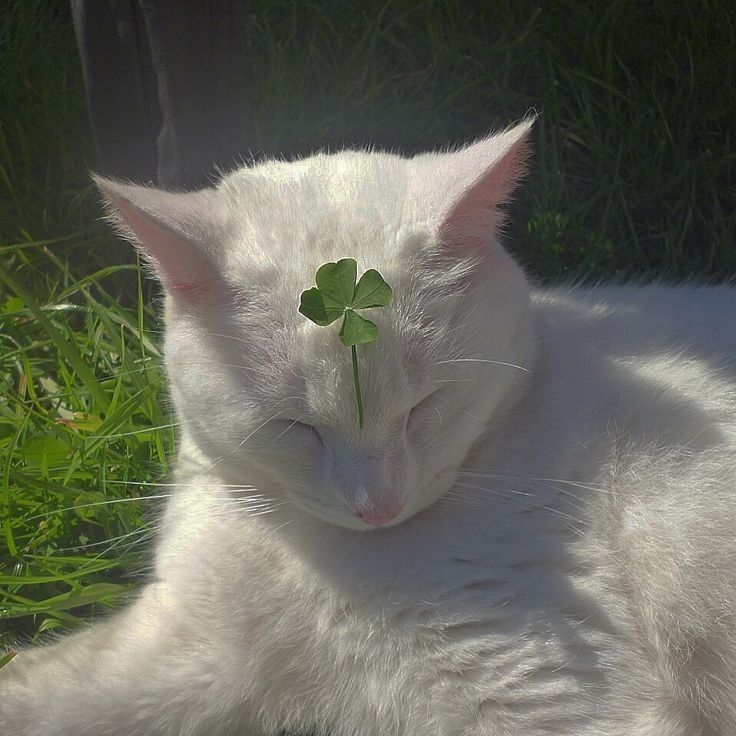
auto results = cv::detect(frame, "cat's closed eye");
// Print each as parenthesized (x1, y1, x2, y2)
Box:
(407, 390, 443, 431)
(273, 419, 323, 446)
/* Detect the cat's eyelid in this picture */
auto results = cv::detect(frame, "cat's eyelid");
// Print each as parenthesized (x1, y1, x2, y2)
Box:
(415, 387, 444, 407)
(408, 388, 444, 420)
(275, 418, 323, 444)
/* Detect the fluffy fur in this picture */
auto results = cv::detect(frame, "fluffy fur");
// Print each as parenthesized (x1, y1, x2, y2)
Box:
(2, 121, 736, 735)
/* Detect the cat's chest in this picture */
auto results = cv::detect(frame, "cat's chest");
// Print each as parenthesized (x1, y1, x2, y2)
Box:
(196, 507, 631, 734)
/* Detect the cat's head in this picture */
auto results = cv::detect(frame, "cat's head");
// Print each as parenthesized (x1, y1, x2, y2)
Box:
(96, 120, 535, 531)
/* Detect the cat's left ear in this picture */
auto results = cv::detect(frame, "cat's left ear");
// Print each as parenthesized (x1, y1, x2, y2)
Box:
(94, 176, 228, 304)
(413, 118, 533, 251)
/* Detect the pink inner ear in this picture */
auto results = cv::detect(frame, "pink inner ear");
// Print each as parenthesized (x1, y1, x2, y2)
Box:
(114, 197, 220, 302)
(438, 124, 531, 251)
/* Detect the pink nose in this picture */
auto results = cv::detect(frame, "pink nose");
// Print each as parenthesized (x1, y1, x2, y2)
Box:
(355, 505, 402, 526)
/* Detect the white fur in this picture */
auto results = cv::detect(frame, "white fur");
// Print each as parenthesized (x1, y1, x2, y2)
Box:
(3, 124, 736, 735)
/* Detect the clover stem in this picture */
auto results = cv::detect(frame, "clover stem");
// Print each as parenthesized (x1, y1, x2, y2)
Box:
(351, 345, 365, 429)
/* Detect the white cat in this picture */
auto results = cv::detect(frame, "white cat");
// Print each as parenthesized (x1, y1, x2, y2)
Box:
(2, 120, 736, 736)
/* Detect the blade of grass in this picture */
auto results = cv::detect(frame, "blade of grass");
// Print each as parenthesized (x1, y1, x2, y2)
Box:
(0, 268, 109, 410)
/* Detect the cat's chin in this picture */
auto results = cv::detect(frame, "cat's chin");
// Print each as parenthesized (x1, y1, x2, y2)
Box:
(328, 512, 419, 533)
(337, 516, 405, 532)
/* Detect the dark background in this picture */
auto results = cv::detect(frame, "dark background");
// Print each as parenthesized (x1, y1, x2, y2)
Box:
(2, 0, 735, 282)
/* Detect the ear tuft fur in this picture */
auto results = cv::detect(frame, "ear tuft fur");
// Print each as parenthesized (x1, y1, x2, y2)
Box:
(94, 176, 227, 303)
(412, 118, 534, 252)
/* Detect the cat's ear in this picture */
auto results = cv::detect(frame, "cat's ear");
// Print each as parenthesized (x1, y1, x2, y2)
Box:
(415, 118, 533, 251)
(94, 176, 227, 303)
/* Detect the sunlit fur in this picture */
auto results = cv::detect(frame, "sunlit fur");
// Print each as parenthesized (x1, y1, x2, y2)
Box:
(3, 123, 736, 735)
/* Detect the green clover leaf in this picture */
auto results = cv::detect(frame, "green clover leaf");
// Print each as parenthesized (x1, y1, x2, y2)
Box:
(300, 259, 392, 345)
(299, 258, 393, 428)
(339, 309, 378, 346)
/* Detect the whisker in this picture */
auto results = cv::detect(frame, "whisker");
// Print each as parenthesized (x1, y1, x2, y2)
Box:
(139, 328, 251, 347)
(453, 481, 534, 498)
(100, 479, 268, 490)
(458, 471, 615, 496)
(231, 397, 304, 452)
(271, 417, 305, 443)
(435, 358, 530, 373)
(88, 526, 158, 563)
(86, 422, 181, 439)
(55, 526, 153, 553)
(442, 493, 588, 538)
(445, 484, 587, 528)
(95, 365, 162, 381)
(456, 473, 594, 510)
(25, 495, 173, 522)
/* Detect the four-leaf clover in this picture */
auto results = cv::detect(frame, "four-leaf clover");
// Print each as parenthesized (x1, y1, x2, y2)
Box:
(299, 258, 392, 428)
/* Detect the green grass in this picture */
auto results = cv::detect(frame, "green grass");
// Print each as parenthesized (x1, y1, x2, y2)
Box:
(1, 0, 734, 650)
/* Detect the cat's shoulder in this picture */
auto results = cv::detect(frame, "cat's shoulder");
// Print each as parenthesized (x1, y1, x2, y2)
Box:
(531, 281, 736, 356)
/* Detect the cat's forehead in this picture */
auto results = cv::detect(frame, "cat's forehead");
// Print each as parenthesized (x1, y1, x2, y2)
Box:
(215, 150, 430, 288)
(220, 151, 411, 243)
(224, 149, 409, 194)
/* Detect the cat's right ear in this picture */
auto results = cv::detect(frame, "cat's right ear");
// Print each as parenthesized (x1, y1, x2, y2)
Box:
(94, 176, 227, 304)
(411, 119, 533, 254)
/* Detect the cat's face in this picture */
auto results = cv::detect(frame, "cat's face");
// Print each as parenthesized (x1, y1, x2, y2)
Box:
(97, 121, 534, 530)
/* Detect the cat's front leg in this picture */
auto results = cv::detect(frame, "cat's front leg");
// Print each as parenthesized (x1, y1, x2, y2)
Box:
(0, 582, 268, 736)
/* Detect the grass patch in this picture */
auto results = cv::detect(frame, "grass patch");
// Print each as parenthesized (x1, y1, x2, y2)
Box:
(0, 246, 171, 645)
(1, 0, 734, 645)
